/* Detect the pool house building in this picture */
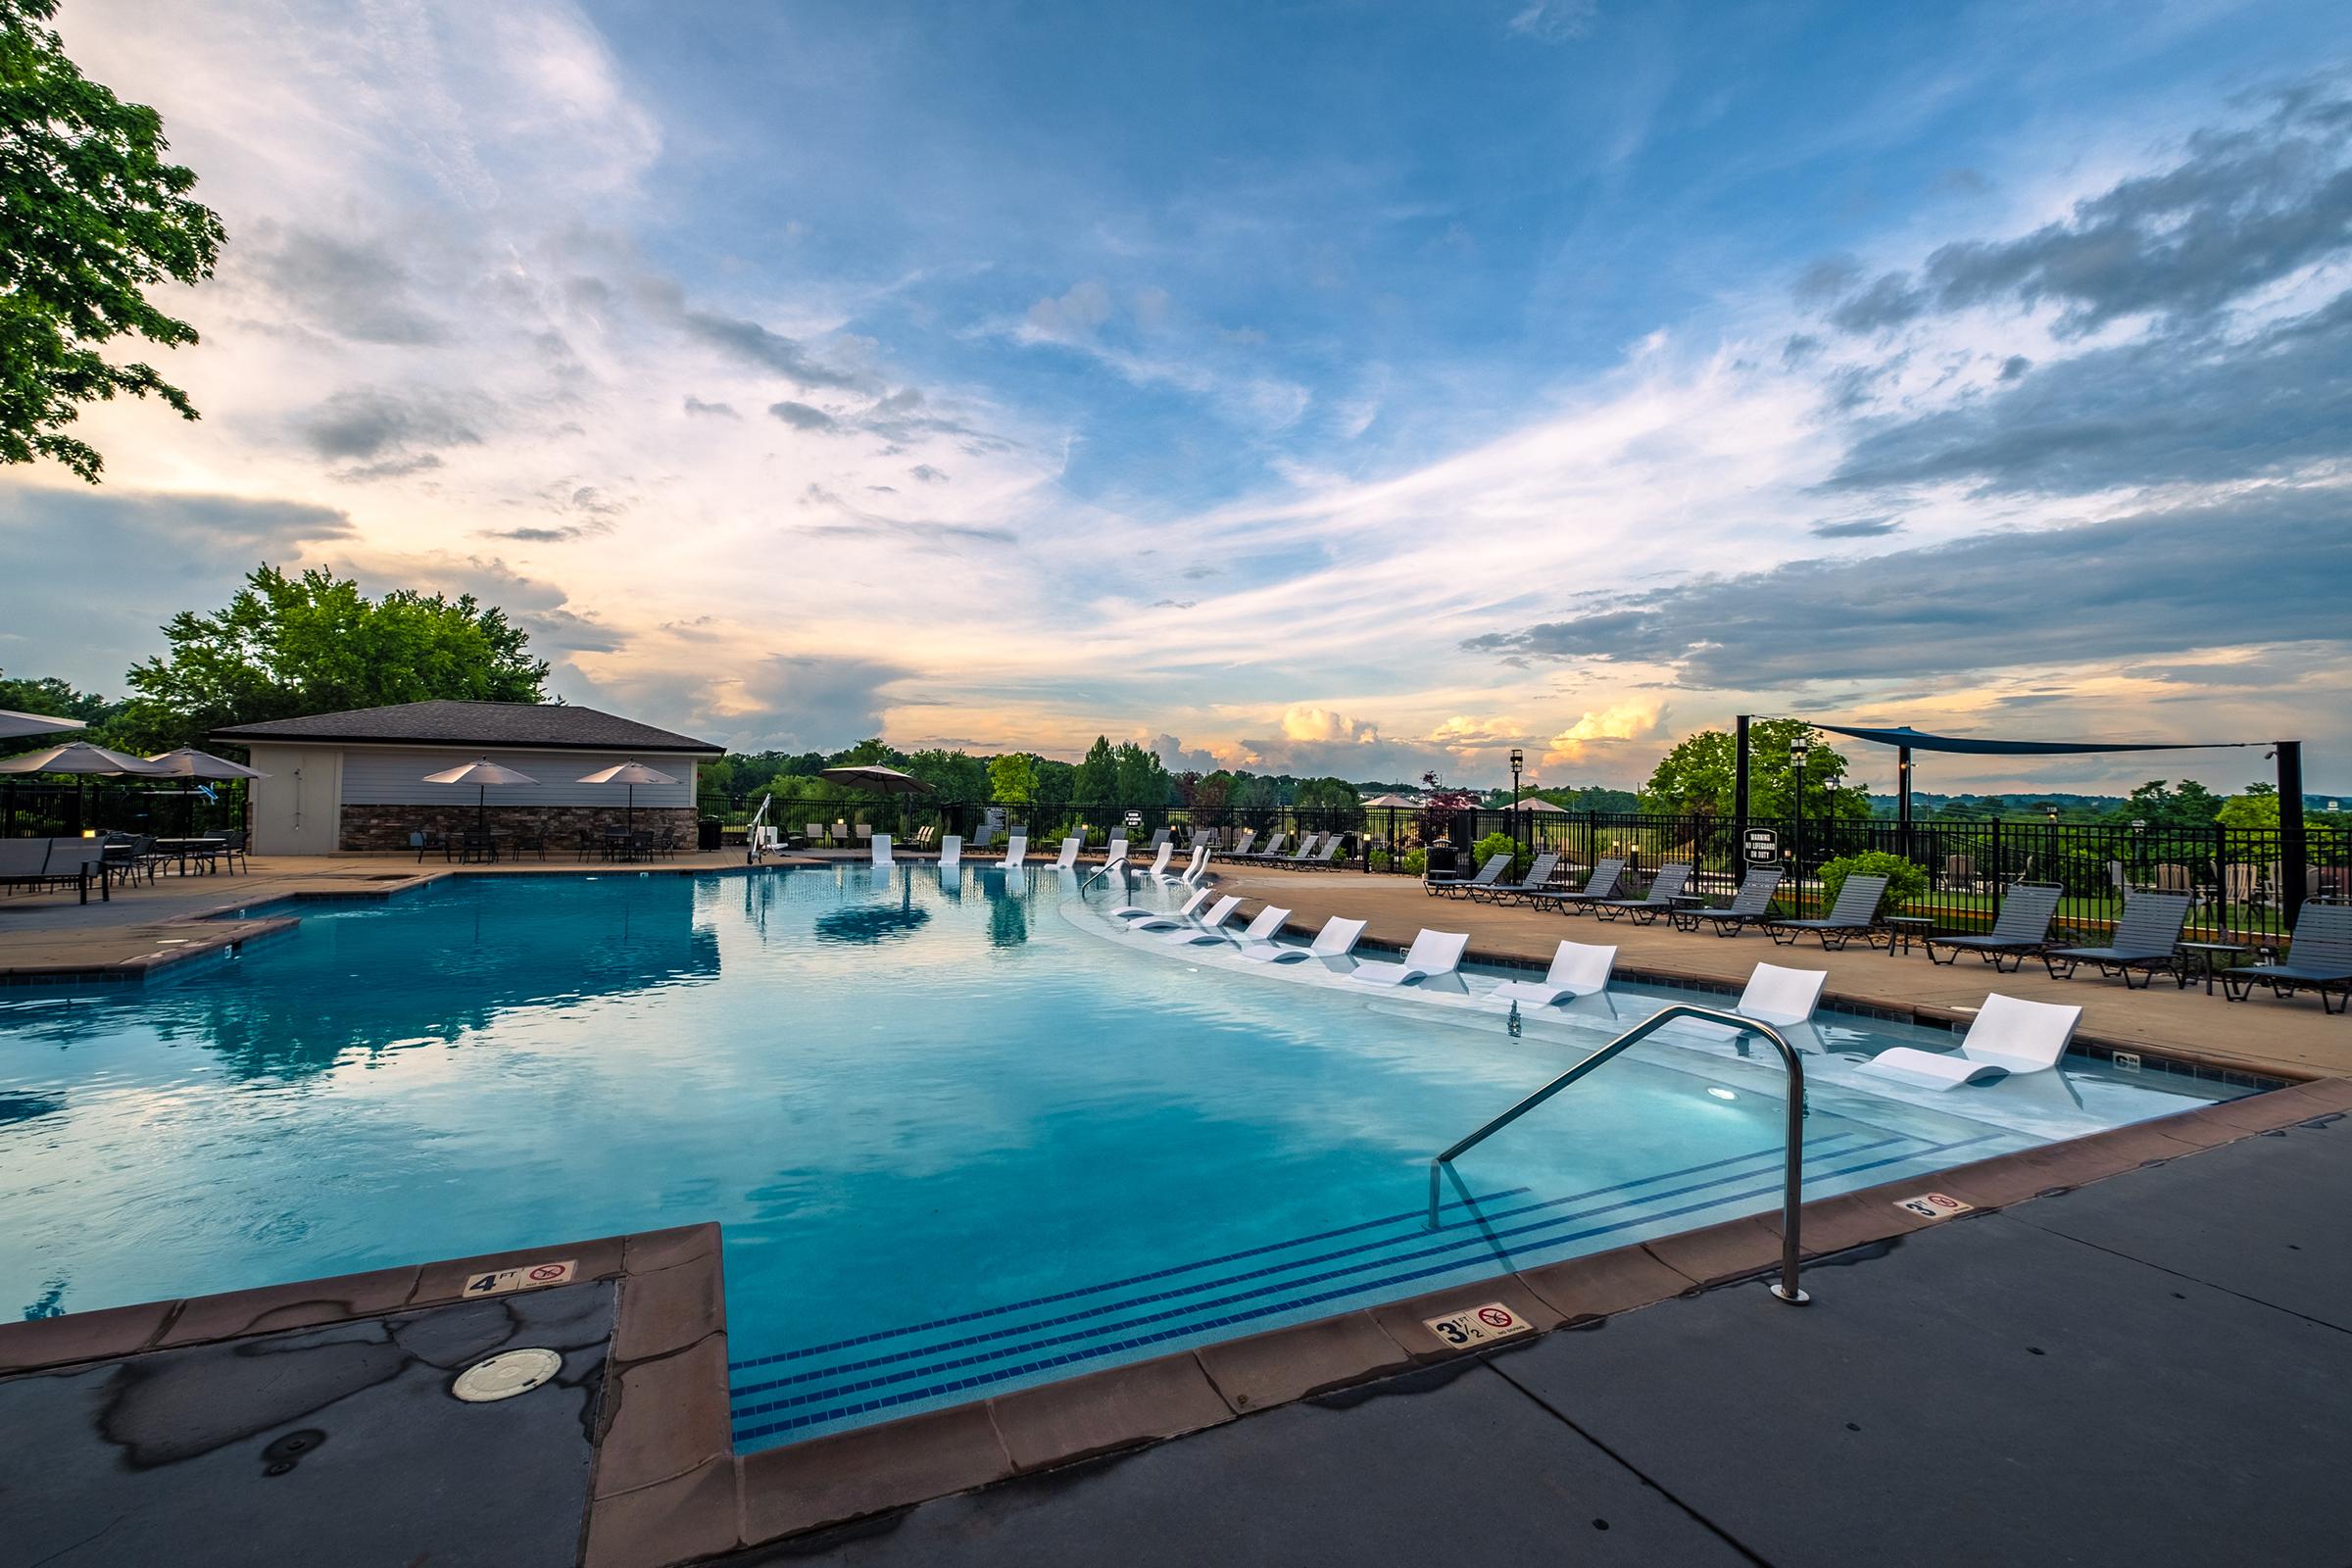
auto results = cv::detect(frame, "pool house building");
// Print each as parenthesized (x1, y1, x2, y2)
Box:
(213, 700, 720, 855)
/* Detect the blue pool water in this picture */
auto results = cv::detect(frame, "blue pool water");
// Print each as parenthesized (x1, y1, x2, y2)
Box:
(0, 866, 2244, 1446)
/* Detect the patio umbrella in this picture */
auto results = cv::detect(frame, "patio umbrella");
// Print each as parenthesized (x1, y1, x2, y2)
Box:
(0, 708, 85, 740)
(1506, 796, 1567, 812)
(422, 758, 539, 830)
(0, 740, 171, 834)
(144, 748, 271, 836)
(1362, 793, 1420, 808)
(576, 760, 678, 830)
(817, 764, 932, 795)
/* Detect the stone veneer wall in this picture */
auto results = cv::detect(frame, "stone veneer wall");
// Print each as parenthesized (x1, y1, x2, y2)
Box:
(340, 804, 703, 854)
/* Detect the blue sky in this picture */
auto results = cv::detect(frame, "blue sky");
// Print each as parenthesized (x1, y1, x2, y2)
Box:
(5, 0, 2349, 792)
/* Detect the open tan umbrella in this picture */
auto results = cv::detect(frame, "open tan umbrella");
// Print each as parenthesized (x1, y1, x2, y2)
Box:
(144, 748, 270, 837)
(0, 708, 86, 741)
(818, 764, 932, 794)
(577, 760, 678, 830)
(423, 758, 539, 830)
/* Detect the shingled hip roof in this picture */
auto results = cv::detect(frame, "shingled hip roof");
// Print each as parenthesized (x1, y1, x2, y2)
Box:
(210, 700, 720, 755)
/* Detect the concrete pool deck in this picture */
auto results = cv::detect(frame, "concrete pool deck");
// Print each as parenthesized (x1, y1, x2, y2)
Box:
(3, 1087, 2344, 1567)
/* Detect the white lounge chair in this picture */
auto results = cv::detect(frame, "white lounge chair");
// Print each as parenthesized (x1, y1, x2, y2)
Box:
(1115, 886, 1211, 922)
(1103, 836, 1129, 867)
(1857, 994, 2082, 1090)
(937, 835, 961, 871)
(1173, 844, 1211, 885)
(1153, 894, 1243, 941)
(1134, 892, 1237, 933)
(1000, 833, 1027, 870)
(1241, 914, 1368, 964)
(1488, 942, 1616, 1006)
(1348, 929, 1470, 988)
(1732, 961, 1828, 1028)
(870, 833, 894, 866)
(1050, 836, 1079, 871)
(1220, 905, 1293, 949)
(1142, 841, 1174, 878)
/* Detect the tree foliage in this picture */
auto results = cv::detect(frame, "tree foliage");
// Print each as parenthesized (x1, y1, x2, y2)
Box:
(988, 751, 1038, 806)
(120, 564, 548, 751)
(902, 747, 987, 801)
(2, 0, 226, 480)
(1641, 720, 1870, 819)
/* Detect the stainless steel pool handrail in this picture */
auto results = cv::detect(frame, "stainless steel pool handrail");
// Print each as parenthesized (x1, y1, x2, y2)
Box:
(1427, 1004, 1811, 1304)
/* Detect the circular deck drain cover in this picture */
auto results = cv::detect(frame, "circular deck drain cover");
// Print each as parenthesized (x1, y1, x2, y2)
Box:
(453, 1348, 564, 1402)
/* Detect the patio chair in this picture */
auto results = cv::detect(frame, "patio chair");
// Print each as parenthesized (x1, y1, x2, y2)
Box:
(2222, 904, 2352, 1013)
(1216, 904, 1294, 951)
(1170, 845, 1211, 884)
(869, 833, 894, 866)
(1925, 883, 2062, 972)
(801, 822, 824, 849)
(1672, 866, 1783, 936)
(573, 828, 597, 861)
(1859, 994, 2082, 1090)
(1161, 896, 1250, 944)
(1347, 928, 1470, 988)
(1114, 885, 1212, 923)
(1237, 830, 1288, 863)
(1142, 841, 1175, 877)
(217, 829, 249, 874)
(1592, 862, 1693, 925)
(1146, 828, 1171, 853)
(459, 828, 498, 864)
(1000, 832, 1027, 870)
(1050, 836, 1080, 871)
(1187, 827, 1214, 852)
(1102, 836, 1130, 867)
(1240, 914, 1367, 965)
(1763, 872, 1888, 950)
(1518, 857, 1627, 915)
(1296, 837, 1345, 871)
(1131, 892, 1239, 936)
(1427, 852, 1509, 899)
(1943, 854, 1978, 893)
(1220, 828, 1258, 860)
(9, 838, 109, 904)
(970, 822, 995, 850)
(0, 837, 50, 895)
(1487, 940, 1615, 1007)
(2041, 890, 2191, 987)
(1470, 852, 1560, 906)
(938, 834, 961, 871)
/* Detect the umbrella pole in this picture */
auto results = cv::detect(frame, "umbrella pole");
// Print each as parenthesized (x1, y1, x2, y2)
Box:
(627, 784, 634, 831)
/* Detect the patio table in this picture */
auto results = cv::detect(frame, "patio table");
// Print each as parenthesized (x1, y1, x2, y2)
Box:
(153, 837, 226, 875)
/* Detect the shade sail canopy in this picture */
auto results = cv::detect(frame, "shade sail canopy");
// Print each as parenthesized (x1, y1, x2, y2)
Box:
(1503, 797, 1568, 812)
(0, 708, 86, 741)
(143, 747, 270, 780)
(576, 760, 680, 787)
(422, 759, 541, 787)
(0, 741, 170, 776)
(1805, 723, 2259, 758)
(1362, 793, 1421, 808)
(819, 764, 932, 794)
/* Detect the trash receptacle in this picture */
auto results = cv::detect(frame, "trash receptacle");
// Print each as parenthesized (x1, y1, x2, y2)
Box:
(1426, 838, 1458, 876)
(698, 817, 721, 853)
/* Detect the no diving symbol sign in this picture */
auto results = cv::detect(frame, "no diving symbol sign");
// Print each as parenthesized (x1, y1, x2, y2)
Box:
(460, 1259, 578, 1298)
(1423, 1301, 1533, 1348)
(1893, 1193, 1974, 1222)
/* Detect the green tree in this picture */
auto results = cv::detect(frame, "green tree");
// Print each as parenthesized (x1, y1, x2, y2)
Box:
(120, 564, 548, 751)
(0, 668, 126, 757)
(1111, 740, 1172, 808)
(2109, 779, 2225, 831)
(1641, 720, 1869, 818)
(3, 0, 227, 481)
(1295, 777, 1361, 812)
(988, 751, 1038, 806)
(826, 737, 905, 768)
(1071, 735, 1117, 806)
(903, 747, 986, 801)
(1032, 757, 1075, 812)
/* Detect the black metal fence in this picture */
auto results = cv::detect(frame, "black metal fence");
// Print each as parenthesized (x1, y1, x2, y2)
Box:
(1, 779, 250, 840)
(705, 791, 2348, 944)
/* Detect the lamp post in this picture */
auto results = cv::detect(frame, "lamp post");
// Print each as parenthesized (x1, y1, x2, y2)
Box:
(2131, 817, 2147, 892)
(1790, 736, 1811, 915)
(2043, 803, 2059, 888)
(1509, 747, 1525, 860)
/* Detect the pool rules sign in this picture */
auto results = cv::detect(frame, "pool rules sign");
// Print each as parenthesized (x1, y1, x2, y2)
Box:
(1423, 1301, 1533, 1348)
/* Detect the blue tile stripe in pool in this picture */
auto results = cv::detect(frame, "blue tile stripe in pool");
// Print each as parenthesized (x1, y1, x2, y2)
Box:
(731, 1128, 1994, 1443)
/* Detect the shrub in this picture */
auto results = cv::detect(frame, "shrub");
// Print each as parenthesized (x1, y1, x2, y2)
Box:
(1815, 851, 1930, 914)
(1368, 848, 1392, 872)
(1401, 848, 1427, 877)
(1471, 830, 1519, 874)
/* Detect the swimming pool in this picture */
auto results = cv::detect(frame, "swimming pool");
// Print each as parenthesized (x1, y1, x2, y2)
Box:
(0, 865, 2246, 1448)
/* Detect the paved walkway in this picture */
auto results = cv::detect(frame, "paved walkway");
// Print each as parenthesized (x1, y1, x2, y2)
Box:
(741, 1112, 2352, 1568)
(1216, 866, 2351, 1081)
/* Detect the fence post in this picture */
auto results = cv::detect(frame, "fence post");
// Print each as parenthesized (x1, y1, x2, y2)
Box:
(1989, 819, 2003, 927)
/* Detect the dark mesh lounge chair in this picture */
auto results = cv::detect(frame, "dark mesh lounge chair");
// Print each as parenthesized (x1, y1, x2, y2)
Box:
(1519, 857, 1626, 915)
(1925, 883, 2062, 972)
(1671, 866, 1783, 936)
(2222, 904, 2352, 1014)
(2041, 890, 2191, 988)
(1592, 861, 1691, 924)
(1765, 872, 1888, 951)
(1427, 852, 1511, 899)
(1472, 851, 1560, 905)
